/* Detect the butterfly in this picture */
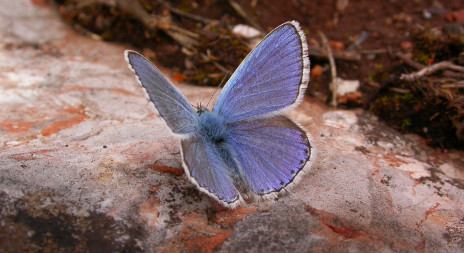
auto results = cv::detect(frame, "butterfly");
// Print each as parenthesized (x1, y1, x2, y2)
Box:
(125, 21, 315, 208)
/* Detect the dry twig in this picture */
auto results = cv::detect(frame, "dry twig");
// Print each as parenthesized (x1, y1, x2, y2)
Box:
(443, 70, 464, 79)
(71, 0, 200, 48)
(358, 48, 387, 55)
(396, 52, 426, 70)
(441, 82, 464, 89)
(308, 47, 361, 61)
(228, 0, 264, 32)
(115, 0, 158, 29)
(401, 61, 464, 81)
(319, 31, 338, 107)
(333, 0, 349, 25)
(347, 31, 369, 51)
(389, 87, 410, 94)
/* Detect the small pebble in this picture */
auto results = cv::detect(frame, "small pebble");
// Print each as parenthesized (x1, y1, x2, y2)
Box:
(423, 10, 432, 19)
(393, 12, 412, 23)
(329, 40, 345, 50)
(367, 53, 376, 60)
(310, 65, 324, 79)
(232, 24, 261, 39)
(401, 41, 413, 50)
(261, 205, 271, 212)
(142, 48, 156, 59)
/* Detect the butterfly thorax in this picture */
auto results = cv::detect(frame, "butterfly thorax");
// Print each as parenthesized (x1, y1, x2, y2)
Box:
(196, 107, 229, 144)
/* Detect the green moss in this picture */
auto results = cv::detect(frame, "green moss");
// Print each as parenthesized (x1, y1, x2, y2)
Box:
(380, 96, 389, 104)
(400, 93, 415, 101)
(401, 118, 412, 129)
(230, 39, 240, 46)
(417, 53, 435, 65)
(193, 72, 207, 84)
(143, 4, 154, 12)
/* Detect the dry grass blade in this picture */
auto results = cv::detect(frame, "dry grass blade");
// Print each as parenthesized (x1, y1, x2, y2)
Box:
(167, 6, 216, 24)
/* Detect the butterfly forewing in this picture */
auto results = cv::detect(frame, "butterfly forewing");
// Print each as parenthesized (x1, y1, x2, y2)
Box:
(213, 21, 310, 124)
(125, 51, 197, 134)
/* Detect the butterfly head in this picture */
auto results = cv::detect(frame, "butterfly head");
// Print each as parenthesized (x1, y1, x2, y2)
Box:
(195, 103, 210, 115)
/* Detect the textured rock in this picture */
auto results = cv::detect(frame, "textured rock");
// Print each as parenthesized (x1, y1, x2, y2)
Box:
(0, 1, 463, 252)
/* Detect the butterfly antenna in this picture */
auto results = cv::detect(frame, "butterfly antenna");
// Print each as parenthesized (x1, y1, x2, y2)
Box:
(205, 72, 229, 110)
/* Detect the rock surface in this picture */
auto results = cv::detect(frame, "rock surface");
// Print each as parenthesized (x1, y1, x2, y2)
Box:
(1, 1, 463, 252)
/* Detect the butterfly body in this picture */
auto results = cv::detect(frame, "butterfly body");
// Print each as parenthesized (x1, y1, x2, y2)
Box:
(196, 108, 229, 145)
(125, 21, 316, 208)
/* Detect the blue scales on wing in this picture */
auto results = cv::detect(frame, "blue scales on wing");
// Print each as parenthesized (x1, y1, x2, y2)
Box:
(211, 21, 313, 197)
(227, 115, 312, 196)
(213, 21, 309, 124)
(125, 51, 197, 134)
(181, 135, 241, 206)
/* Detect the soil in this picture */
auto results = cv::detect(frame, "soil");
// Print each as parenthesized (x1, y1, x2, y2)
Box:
(53, 0, 464, 150)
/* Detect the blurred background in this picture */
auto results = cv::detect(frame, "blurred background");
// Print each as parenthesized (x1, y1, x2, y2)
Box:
(52, 0, 464, 149)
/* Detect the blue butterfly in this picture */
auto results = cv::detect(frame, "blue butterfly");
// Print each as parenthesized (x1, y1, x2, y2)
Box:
(125, 21, 315, 208)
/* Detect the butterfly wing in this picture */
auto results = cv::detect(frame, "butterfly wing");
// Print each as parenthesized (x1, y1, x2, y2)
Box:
(126, 50, 240, 206)
(181, 135, 241, 207)
(227, 115, 314, 197)
(213, 21, 309, 123)
(125, 50, 197, 134)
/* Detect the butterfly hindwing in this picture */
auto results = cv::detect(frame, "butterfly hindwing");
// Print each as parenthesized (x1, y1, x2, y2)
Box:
(227, 115, 312, 197)
(213, 21, 310, 124)
(181, 135, 241, 207)
(125, 50, 197, 134)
